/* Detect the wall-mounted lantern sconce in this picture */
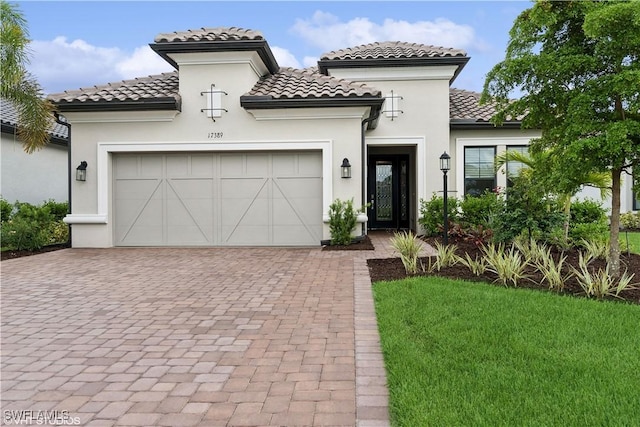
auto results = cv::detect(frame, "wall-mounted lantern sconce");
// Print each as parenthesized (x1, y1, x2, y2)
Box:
(76, 161, 87, 181)
(341, 158, 352, 179)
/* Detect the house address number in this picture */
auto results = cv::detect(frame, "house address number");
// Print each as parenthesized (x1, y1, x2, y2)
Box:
(208, 132, 224, 139)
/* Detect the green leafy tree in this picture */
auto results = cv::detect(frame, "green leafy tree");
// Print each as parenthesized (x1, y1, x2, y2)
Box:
(482, 0, 640, 276)
(495, 148, 611, 242)
(1, 1, 54, 153)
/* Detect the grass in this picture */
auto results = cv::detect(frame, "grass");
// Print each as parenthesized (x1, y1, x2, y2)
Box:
(622, 231, 640, 254)
(373, 276, 640, 427)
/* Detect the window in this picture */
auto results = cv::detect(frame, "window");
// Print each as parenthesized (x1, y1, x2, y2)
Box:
(464, 147, 496, 196)
(506, 145, 528, 188)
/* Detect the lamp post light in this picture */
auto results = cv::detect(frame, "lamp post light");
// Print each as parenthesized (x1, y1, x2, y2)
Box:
(439, 151, 451, 245)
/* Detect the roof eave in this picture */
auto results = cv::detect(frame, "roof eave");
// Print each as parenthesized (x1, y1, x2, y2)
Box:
(449, 119, 522, 130)
(2, 122, 69, 146)
(317, 56, 470, 83)
(149, 40, 279, 74)
(53, 97, 182, 113)
(240, 95, 384, 129)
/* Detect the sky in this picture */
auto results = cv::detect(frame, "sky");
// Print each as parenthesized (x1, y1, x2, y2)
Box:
(16, 1, 533, 95)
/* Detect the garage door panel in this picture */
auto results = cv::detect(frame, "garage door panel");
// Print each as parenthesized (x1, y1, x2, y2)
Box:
(222, 198, 269, 226)
(220, 178, 266, 198)
(139, 155, 163, 176)
(296, 153, 323, 176)
(115, 151, 321, 246)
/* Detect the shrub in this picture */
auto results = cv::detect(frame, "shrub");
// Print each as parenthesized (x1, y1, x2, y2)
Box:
(328, 198, 360, 246)
(42, 199, 69, 221)
(459, 191, 503, 229)
(0, 198, 13, 223)
(620, 212, 640, 230)
(418, 194, 459, 237)
(492, 175, 564, 244)
(391, 231, 422, 274)
(0, 199, 69, 250)
(569, 222, 609, 244)
(570, 199, 608, 225)
(1, 217, 50, 250)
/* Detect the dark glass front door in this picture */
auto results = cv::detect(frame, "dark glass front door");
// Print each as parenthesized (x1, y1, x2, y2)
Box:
(368, 155, 410, 229)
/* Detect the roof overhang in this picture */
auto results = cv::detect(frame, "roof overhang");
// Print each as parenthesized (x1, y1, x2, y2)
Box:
(240, 95, 384, 129)
(1, 122, 69, 147)
(53, 97, 181, 113)
(150, 40, 279, 75)
(450, 119, 522, 130)
(318, 56, 470, 84)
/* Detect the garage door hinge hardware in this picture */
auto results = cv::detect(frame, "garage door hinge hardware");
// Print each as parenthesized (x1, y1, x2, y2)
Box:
(201, 84, 228, 121)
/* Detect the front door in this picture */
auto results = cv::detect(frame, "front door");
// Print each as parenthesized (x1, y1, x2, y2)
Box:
(367, 155, 410, 229)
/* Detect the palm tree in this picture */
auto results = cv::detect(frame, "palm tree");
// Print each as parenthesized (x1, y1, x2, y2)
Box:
(495, 148, 611, 242)
(1, 1, 54, 153)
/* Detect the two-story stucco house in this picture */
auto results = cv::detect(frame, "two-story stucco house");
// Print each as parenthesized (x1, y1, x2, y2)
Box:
(48, 27, 638, 248)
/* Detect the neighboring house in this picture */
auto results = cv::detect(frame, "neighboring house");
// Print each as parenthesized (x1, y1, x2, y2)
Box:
(1, 98, 69, 205)
(48, 27, 638, 248)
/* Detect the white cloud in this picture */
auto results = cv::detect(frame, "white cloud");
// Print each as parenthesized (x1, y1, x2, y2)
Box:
(292, 11, 483, 53)
(116, 45, 173, 78)
(303, 56, 319, 68)
(28, 37, 173, 94)
(271, 46, 301, 69)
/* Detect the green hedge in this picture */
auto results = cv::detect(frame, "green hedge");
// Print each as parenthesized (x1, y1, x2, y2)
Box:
(0, 199, 69, 251)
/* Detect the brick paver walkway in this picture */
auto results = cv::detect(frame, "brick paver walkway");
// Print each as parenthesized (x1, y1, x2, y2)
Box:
(0, 232, 415, 426)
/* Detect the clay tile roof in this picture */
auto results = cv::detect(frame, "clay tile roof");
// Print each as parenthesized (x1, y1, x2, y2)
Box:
(449, 88, 496, 121)
(449, 88, 522, 123)
(320, 41, 467, 61)
(48, 72, 180, 110)
(245, 67, 381, 99)
(1, 98, 68, 140)
(154, 27, 264, 43)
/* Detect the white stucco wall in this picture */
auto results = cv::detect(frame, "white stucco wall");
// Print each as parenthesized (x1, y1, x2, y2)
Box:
(1, 133, 68, 204)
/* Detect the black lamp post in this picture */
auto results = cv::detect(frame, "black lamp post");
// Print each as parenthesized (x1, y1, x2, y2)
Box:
(439, 151, 451, 245)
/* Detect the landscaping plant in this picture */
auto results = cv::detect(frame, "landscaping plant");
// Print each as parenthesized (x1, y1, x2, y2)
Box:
(457, 252, 487, 276)
(571, 253, 637, 299)
(418, 194, 459, 237)
(327, 198, 361, 246)
(390, 231, 422, 274)
(534, 248, 569, 292)
(0, 199, 69, 251)
(483, 243, 530, 287)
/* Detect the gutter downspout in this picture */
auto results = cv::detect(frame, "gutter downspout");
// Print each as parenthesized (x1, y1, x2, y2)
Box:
(54, 111, 72, 247)
(361, 110, 381, 236)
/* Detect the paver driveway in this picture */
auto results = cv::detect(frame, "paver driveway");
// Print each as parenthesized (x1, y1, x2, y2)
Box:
(1, 239, 395, 426)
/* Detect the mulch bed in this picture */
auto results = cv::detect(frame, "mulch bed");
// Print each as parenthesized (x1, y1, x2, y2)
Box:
(322, 234, 375, 251)
(1, 243, 70, 261)
(367, 237, 640, 305)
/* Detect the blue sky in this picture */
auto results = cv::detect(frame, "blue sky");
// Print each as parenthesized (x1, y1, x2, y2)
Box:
(17, 1, 532, 95)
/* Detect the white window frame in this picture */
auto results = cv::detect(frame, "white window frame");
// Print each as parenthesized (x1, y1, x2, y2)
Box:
(456, 137, 532, 197)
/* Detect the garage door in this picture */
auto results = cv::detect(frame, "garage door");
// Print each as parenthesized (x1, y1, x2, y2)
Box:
(114, 152, 322, 246)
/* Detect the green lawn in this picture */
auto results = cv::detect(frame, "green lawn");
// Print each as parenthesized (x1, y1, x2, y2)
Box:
(373, 277, 640, 427)
(623, 231, 640, 254)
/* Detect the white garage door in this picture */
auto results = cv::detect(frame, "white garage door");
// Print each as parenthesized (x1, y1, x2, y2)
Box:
(114, 152, 322, 246)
